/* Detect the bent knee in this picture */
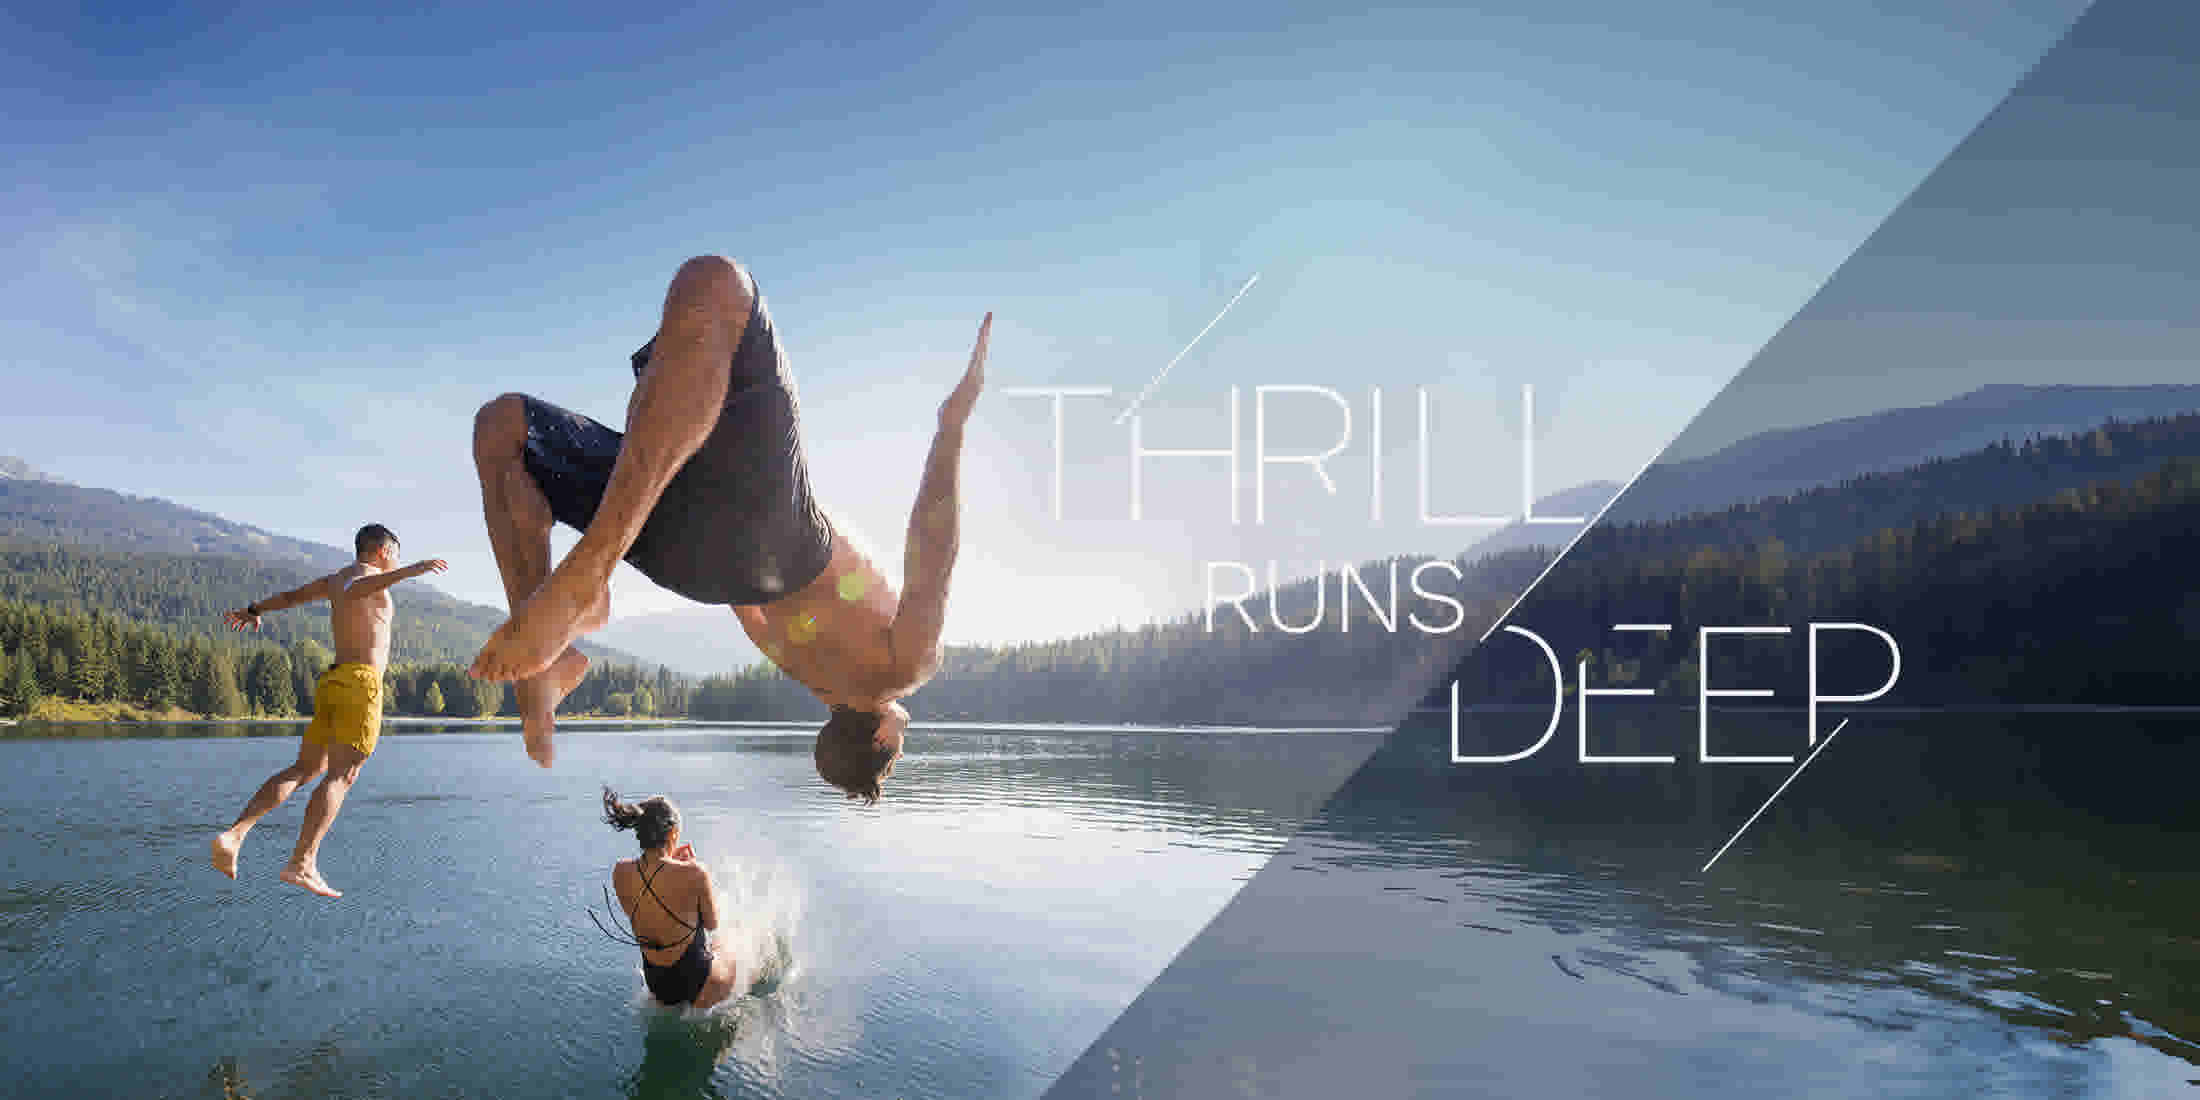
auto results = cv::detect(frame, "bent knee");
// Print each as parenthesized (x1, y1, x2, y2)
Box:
(473, 393, 531, 459)
(667, 254, 754, 318)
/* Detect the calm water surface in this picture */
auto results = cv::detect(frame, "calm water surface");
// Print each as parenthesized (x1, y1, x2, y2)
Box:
(0, 724, 1373, 1099)
(4, 716, 2195, 1098)
(1048, 709, 2200, 1098)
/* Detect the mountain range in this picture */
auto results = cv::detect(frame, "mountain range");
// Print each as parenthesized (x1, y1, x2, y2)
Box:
(0, 463, 641, 668)
(1606, 382, 2200, 523)
(1447, 382, 2200, 560)
(4, 382, 2195, 679)
(588, 606, 760, 678)
(0, 457, 69, 486)
(0, 469, 350, 571)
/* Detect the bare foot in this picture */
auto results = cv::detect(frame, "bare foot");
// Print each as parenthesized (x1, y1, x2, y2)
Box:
(279, 864, 342, 899)
(518, 647, 589, 768)
(471, 565, 609, 681)
(210, 831, 241, 880)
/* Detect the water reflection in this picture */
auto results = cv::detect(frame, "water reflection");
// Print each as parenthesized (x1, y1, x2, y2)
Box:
(1049, 708, 2200, 1098)
(0, 725, 1378, 1099)
(629, 1011, 742, 1100)
(6, 715, 2191, 1098)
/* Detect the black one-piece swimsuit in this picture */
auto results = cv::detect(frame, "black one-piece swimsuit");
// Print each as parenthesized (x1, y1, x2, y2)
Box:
(633, 860, 713, 1006)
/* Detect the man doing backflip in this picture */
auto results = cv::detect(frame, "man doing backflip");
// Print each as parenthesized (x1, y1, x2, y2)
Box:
(467, 255, 984, 802)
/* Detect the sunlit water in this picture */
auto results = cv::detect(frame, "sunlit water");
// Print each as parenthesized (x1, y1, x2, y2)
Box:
(0, 724, 1373, 1099)
(3, 716, 2195, 1098)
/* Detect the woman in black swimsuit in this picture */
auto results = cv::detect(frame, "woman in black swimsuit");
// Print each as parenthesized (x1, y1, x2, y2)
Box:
(595, 789, 739, 1009)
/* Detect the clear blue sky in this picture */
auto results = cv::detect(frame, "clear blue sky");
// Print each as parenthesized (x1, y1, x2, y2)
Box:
(3, 1, 2088, 641)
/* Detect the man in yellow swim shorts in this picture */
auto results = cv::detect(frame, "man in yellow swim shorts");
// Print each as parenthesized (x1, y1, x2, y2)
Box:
(208, 524, 447, 899)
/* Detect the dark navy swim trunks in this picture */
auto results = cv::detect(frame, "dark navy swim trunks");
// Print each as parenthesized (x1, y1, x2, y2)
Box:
(519, 284, 835, 606)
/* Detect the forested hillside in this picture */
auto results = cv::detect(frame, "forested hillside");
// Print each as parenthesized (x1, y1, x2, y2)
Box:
(1450, 453, 2200, 707)
(678, 415, 2200, 723)
(0, 596, 689, 723)
(684, 547, 1552, 726)
(1583, 411, 2200, 560)
(0, 538, 638, 668)
(0, 476, 346, 569)
(1611, 382, 2200, 522)
(6, 409, 2194, 727)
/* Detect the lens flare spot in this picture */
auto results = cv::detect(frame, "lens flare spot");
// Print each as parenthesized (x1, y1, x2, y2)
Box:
(836, 573, 869, 601)
(787, 614, 819, 645)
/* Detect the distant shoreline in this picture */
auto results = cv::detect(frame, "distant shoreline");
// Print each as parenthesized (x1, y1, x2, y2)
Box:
(8, 704, 2199, 736)
(0, 716, 1394, 737)
(1422, 703, 2200, 715)
(0, 714, 690, 729)
(13, 702, 2200, 728)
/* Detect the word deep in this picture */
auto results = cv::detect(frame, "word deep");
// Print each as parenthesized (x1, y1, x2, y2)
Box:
(1452, 623, 1903, 766)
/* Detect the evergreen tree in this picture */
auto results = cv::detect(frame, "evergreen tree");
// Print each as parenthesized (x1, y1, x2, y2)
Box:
(5, 650, 38, 717)
(145, 638, 182, 709)
(248, 649, 296, 716)
(69, 618, 96, 701)
(290, 639, 332, 711)
(472, 678, 507, 719)
(0, 649, 15, 716)
(119, 630, 149, 702)
(436, 668, 479, 717)
(43, 648, 69, 698)
(180, 639, 212, 712)
(19, 625, 48, 687)
(93, 615, 127, 701)
(205, 648, 247, 718)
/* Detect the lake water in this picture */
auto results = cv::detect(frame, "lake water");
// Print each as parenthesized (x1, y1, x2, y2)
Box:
(1046, 708, 2200, 1098)
(3, 715, 2195, 1098)
(0, 723, 1375, 1099)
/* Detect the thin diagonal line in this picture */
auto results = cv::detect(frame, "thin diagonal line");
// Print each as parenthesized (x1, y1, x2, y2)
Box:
(1477, 444, 1664, 642)
(1115, 272, 1260, 424)
(1700, 718, 1850, 874)
(1475, 8, 2100, 648)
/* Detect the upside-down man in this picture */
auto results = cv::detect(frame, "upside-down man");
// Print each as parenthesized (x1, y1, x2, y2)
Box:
(468, 255, 984, 802)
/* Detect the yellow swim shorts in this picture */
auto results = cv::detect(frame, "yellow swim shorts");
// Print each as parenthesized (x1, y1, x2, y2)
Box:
(303, 662, 385, 757)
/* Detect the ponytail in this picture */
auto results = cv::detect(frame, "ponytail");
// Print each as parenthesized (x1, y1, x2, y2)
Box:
(602, 786, 679, 849)
(603, 787, 643, 830)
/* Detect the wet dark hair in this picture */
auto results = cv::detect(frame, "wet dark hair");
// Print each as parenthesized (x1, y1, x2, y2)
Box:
(355, 523, 400, 558)
(814, 705, 897, 805)
(602, 787, 680, 849)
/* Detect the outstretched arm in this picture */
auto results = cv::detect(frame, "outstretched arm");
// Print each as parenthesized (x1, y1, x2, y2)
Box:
(343, 559, 449, 598)
(224, 572, 341, 631)
(884, 313, 989, 693)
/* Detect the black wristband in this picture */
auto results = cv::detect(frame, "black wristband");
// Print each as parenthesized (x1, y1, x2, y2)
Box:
(246, 603, 260, 616)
